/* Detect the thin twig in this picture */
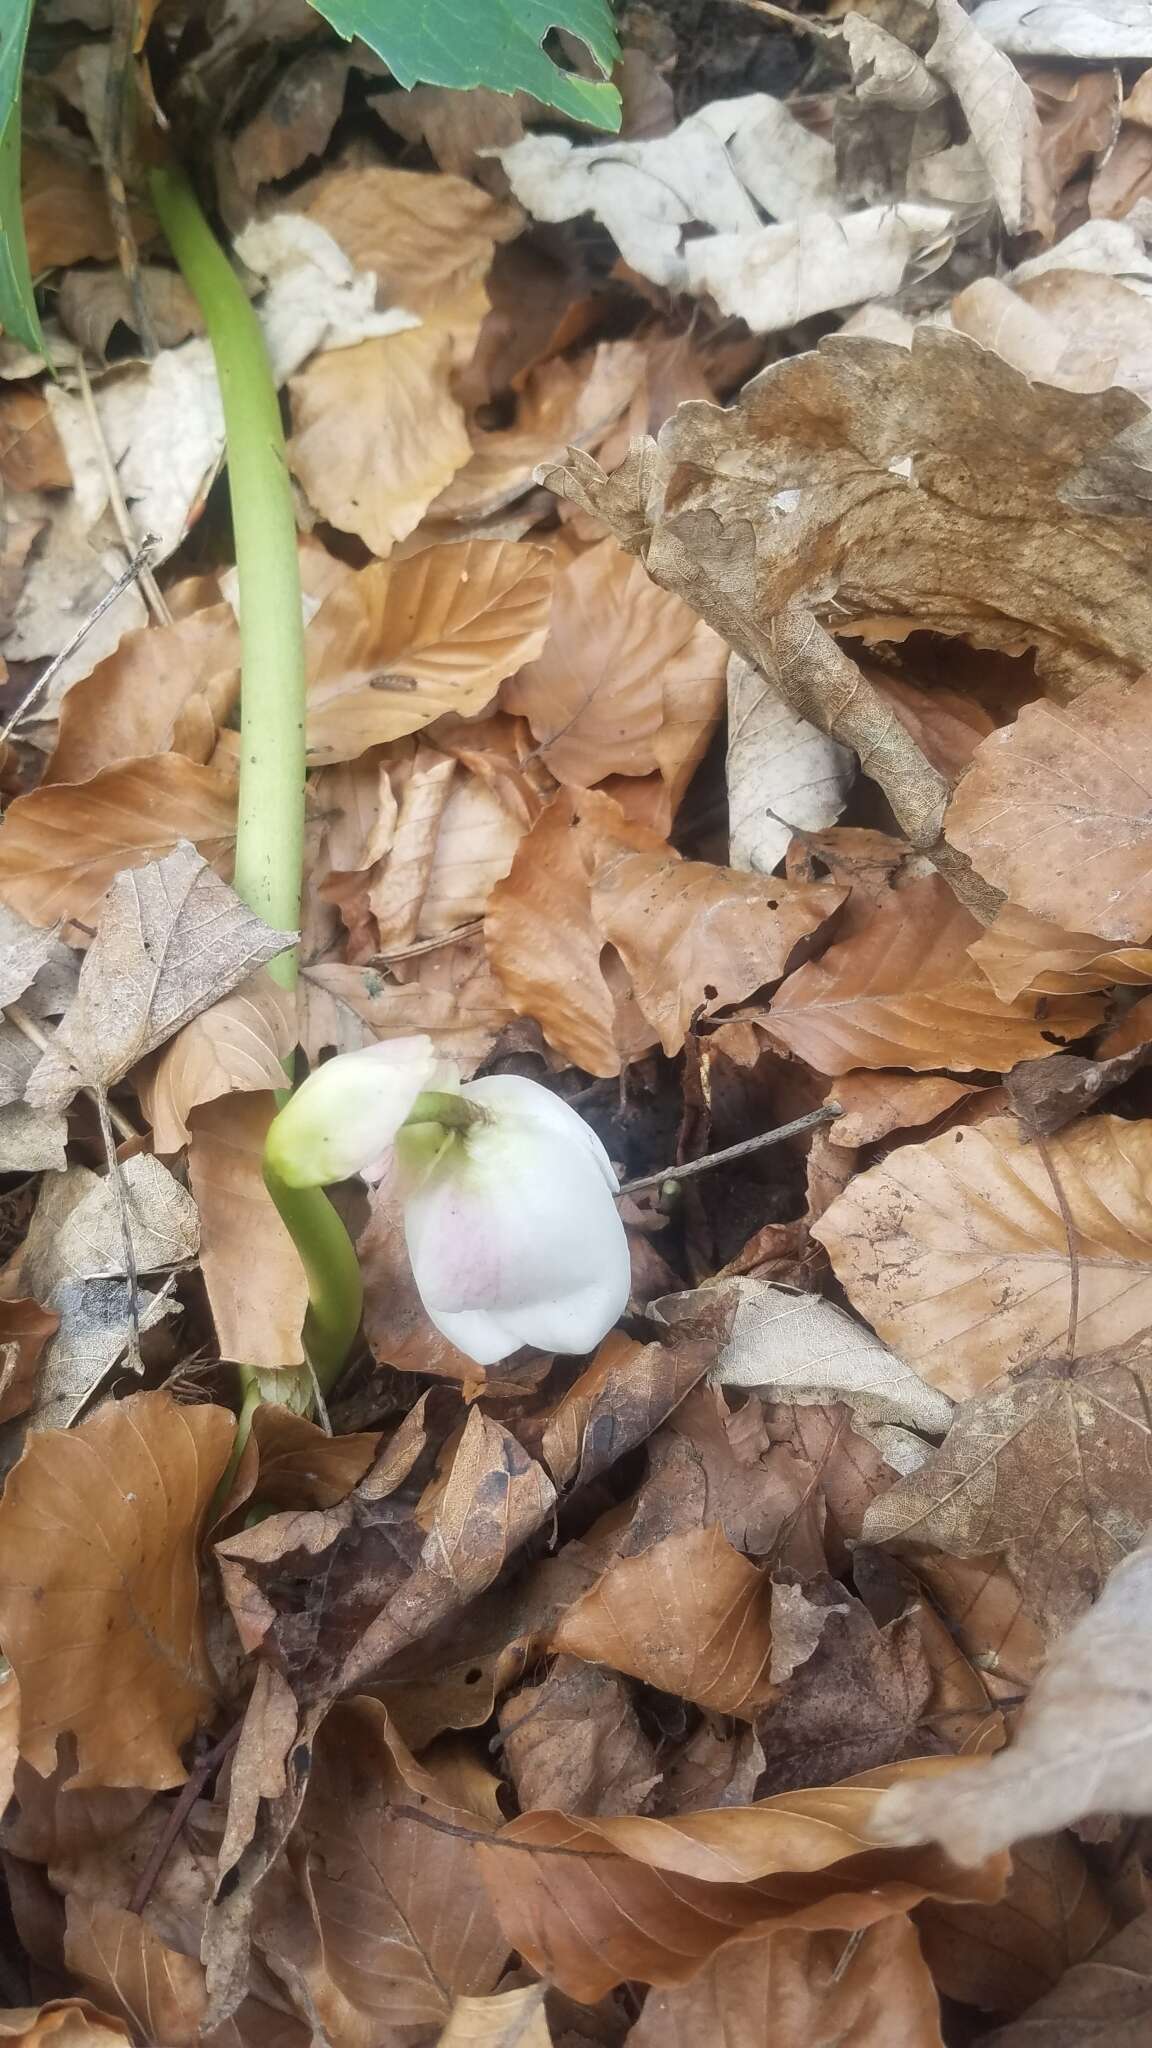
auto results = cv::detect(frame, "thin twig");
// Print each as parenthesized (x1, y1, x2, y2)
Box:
(1035, 1131, 1080, 1361)
(4, 1003, 139, 1141)
(617, 1104, 842, 1197)
(385, 1806, 623, 1858)
(129, 1718, 243, 1914)
(95, 1087, 142, 1370)
(372, 919, 483, 966)
(0, 539, 157, 741)
(76, 357, 171, 624)
(101, 0, 159, 356)
(721, 0, 839, 38)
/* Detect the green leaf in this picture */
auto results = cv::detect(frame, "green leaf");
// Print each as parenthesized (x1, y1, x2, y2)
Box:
(307, 0, 622, 130)
(0, 0, 45, 356)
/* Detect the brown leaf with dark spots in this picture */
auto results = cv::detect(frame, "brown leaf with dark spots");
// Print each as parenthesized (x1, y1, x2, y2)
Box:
(0, 1391, 234, 1789)
(421, 1407, 556, 1603)
(828, 1071, 984, 1147)
(499, 1658, 659, 1817)
(474, 1761, 1008, 2002)
(540, 1329, 716, 1490)
(553, 1525, 777, 1718)
(755, 1582, 932, 1794)
(626, 1916, 945, 2048)
(863, 1343, 1152, 1632)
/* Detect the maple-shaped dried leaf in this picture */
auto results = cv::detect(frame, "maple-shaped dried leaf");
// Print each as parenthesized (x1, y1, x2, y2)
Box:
(294, 1698, 508, 2036)
(289, 329, 471, 557)
(766, 874, 1101, 1075)
(552, 1523, 778, 1717)
(980, 1907, 1152, 2048)
(863, 1341, 1152, 1630)
(304, 539, 554, 763)
(499, 1658, 659, 1818)
(302, 164, 522, 314)
(0, 2003, 130, 2046)
(814, 1114, 1152, 1398)
(872, 1531, 1152, 1862)
(628, 1916, 944, 2048)
(0, 758, 236, 927)
(946, 681, 1152, 942)
(187, 1093, 308, 1370)
(474, 1760, 1007, 2001)
(968, 901, 1152, 1001)
(46, 606, 241, 786)
(137, 971, 293, 1153)
(502, 536, 727, 801)
(0, 1390, 233, 1788)
(26, 846, 292, 1112)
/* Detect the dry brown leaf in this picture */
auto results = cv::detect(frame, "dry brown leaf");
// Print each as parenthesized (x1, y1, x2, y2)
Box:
(58, 265, 203, 356)
(46, 607, 241, 785)
(815, 1113, 1152, 1398)
(863, 1341, 1152, 1631)
(499, 1658, 659, 1818)
(552, 1523, 778, 1717)
(295, 1697, 507, 2038)
(22, 143, 136, 275)
(754, 1579, 935, 1792)
(767, 874, 1100, 1075)
(946, 681, 1152, 942)
(917, 1833, 1116, 2019)
(540, 1328, 714, 1491)
(64, 1897, 307, 2048)
(474, 1760, 1007, 2002)
(137, 971, 294, 1152)
(0, 757, 236, 927)
(25, 844, 292, 1111)
(302, 164, 521, 313)
(231, 48, 351, 191)
(869, 670, 996, 782)
(911, 1552, 1046, 1703)
(0, 1298, 59, 1425)
(304, 935, 514, 1072)
(371, 81, 531, 178)
(289, 328, 470, 557)
(0, 2003, 130, 2046)
(871, 1531, 1152, 1861)
(0, 1390, 233, 1788)
(187, 1092, 308, 1370)
(435, 1988, 551, 2048)
(503, 536, 727, 800)
(304, 539, 554, 764)
(220, 1403, 379, 1525)
(980, 1907, 1152, 2047)
(968, 902, 1152, 1001)
(0, 388, 72, 491)
(828, 1071, 983, 1145)
(627, 1916, 944, 2048)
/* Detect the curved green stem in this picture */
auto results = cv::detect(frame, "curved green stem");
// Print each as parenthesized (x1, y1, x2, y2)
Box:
(151, 167, 361, 1418)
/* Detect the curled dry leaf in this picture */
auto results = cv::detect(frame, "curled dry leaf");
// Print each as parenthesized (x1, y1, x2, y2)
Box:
(0, 1390, 233, 1789)
(0, 758, 236, 927)
(540, 1328, 714, 1491)
(968, 902, 1152, 1001)
(46, 607, 241, 786)
(289, 329, 470, 557)
(26, 844, 293, 1112)
(63, 1897, 307, 2048)
(863, 1340, 1152, 1632)
(628, 1917, 945, 2048)
(552, 1523, 778, 1717)
(927, 0, 1052, 233)
(304, 539, 554, 764)
(499, 1657, 660, 1819)
(0, 2004, 130, 2046)
(827, 1071, 983, 1146)
(766, 875, 1101, 1075)
(137, 971, 294, 1153)
(474, 1760, 1007, 2001)
(187, 1093, 308, 1370)
(815, 1114, 1152, 1398)
(686, 203, 956, 334)
(870, 1532, 1152, 1863)
(727, 652, 854, 874)
(503, 537, 727, 801)
(945, 681, 1152, 942)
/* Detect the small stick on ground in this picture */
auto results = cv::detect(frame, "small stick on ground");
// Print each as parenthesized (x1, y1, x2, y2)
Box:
(94, 1086, 142, 1371)
(129, 1717, 243, 1914)
(0, 538, 157, 741)
(617, 1103, 842, 1197)
(76, 357, 172, 625)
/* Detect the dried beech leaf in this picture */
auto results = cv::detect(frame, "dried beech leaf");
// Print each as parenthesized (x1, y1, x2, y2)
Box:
(871, 1532, 1152, 1861)
(187, 1093, 308, 1370)
(541, 1329, 714, 1490)
(945, 681, 1152, 942)
(981, 1907, 1152, 2047)
(553, 1524, 778, 1716)
(863, 1341, 1152, 1631)
(499, 1658, 659, 1818)
(304, 540, 554, 764)
(63, 1897, 300, 2048)
(628, 1916, 944, 2048)
(137, 971, 294, 1153)
(917, 1832, 1116, 2019)
(0, 1299, 59, 1425)
(0, 2003, 131, 2046)
(474, 1760, 1007, 2001)
(46, 607, 241, 786)
(434, 1989, 551, 2048)
(302, 165, 522, 314)
(968, 902, 1152, 1001)
(828, 1071, 983, 1146)
(0, 758, 236, 927)
(727, 652, 854, 873)
(815, 1114, 1152, 1398)
(26, 845, 292, 1111)
(0, 1390, 233, 1788)
(503, 537, 727, 800)
(766, 875, 1101, 1075)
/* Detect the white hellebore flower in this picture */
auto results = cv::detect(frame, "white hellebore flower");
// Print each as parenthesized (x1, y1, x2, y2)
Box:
(265, 1036, 631, 1367)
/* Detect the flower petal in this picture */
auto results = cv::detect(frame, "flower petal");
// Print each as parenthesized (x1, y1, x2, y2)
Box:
(460, 1074, 619, 1190)
(266, 1036, 441, 1188)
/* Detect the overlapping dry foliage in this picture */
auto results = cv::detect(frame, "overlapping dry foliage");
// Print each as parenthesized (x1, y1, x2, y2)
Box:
(4, 0, 1152, 2042)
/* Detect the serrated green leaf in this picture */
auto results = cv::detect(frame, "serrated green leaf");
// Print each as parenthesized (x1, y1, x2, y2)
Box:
(0, 0, 45, 356)
(307, 0, 622, 130)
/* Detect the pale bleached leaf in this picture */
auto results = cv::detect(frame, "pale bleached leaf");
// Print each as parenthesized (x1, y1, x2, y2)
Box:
(727, 653, 854, 873)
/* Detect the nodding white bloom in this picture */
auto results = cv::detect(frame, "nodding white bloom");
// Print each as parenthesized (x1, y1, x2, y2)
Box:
(265, 1037, 631, 1367)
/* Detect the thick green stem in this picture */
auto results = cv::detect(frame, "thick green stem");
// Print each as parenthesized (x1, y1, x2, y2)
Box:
(151, 168, 361, 1412)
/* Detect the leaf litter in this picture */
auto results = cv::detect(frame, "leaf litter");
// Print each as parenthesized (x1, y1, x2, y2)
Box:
(7, 1, 1152, 2042)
